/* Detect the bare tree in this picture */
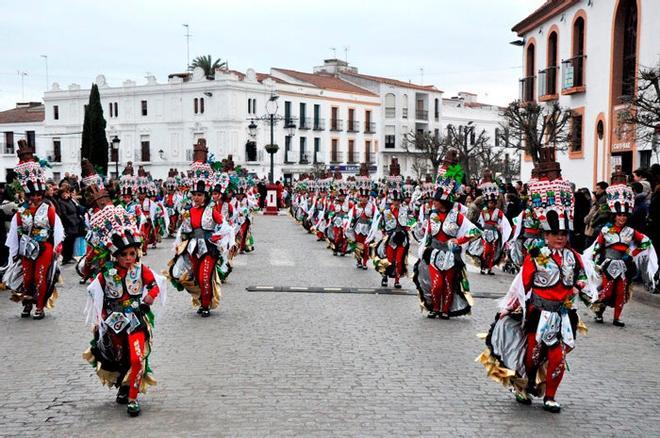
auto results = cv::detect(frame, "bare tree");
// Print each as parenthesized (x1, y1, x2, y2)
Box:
(499, 101, 572, 164)
(619, 63, 660, 153)
(446, 123, 490, 182)
(471, 141, 504, 178)
(401, 130, 451, 176)
(410, 156, 429, 181)
(311, 162, 327, 179)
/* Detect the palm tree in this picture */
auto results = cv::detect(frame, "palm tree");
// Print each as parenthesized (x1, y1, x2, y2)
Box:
(189, 55, 227, 78)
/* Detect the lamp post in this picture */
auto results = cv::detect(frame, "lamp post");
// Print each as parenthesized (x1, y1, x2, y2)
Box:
(248, 93, 296, 184)
(111, 135, 120, 178)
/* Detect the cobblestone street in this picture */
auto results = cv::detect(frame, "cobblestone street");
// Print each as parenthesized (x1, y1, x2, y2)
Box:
(1, 214, 659, 437)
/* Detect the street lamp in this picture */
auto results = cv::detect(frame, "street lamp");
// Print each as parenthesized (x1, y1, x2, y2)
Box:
(248, 93, 297, 184)
(111, 135, 120, 178)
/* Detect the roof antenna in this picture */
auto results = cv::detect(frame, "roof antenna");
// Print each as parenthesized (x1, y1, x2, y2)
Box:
(344, 46, 350, 64)
(330, 47, 336, 59)
(420, 67, 424, 84)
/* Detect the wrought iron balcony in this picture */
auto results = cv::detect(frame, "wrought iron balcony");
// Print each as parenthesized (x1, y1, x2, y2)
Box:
(364, 122, 376, 134)
(347, 120, 360, 133)
(313, 118, 325, 131)
(329, 119, 343, 131)
(415, 110, 428, 120)
(562, 55, 586, 91)
(299, 118, 311, 130)
(299, 153, 310, 164)
(329, 150, 344, 163)
(539, 66, 559, 98)
(519, 76, 535, 102)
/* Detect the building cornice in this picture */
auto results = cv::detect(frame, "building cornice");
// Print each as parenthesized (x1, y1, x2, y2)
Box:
(512, 0, 580, 36)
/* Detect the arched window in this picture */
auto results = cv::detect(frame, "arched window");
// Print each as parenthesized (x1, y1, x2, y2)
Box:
(521, 41, 535, 102)
(200, 97, 205, 114)
(546, 31, 558, 95)
(401, 94, 408, 119)
(194, 98, 199, 114)
(385, 93, 396, 119)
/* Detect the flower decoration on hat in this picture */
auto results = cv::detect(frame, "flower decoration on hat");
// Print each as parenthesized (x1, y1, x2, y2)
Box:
(88, 204, 143, 256)
(527, 147, 574, 232)
(15, 140, 47, 194)
(433, 149, 463, 203)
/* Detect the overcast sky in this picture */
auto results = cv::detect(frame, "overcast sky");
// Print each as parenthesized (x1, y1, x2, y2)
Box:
(0, 0, 545, 110)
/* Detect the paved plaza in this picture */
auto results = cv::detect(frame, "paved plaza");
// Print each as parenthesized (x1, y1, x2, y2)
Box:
(1, 214, 659, 437)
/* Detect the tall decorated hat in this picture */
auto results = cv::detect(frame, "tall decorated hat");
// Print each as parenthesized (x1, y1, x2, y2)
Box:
(87, 204, 143, 256)
(119, 162, 137, 196)
(80, 159, 111, 208)
(14, 140, 47, 194)
(479, 169, 499, 201)
(527, 146, 574, 232)
(165, 168, 179, 191)
(386, 157, 403, 201)
(433, 149, 463, 203)
(606, 165, 634, 214)
(136, 166, 151, 195)
(355, 163, 371, 196)
(190, 139, 213, 193)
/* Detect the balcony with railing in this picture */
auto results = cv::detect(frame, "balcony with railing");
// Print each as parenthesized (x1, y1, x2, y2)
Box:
(347, 120, 360, 133)
(313, 150, 324, 164)
(538, 66, 559, 100)
(329, 119, 343, 131)
(415, 109, 428, 121)
(562, 55, 586, 94)
(299, 152, 310, 164)
(364, 122, 376, 134)
(364, 152, 376, 165)
(299, 117, 311, 130)
(385, 107, 395, 118)
(519, 76, 535, 102)
(329, 150, 344, 163)
(313, 118, 325, 130)
(284, 148, 295, 164)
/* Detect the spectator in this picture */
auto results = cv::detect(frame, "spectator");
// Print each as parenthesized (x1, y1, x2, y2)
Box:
(584, 181, 610, 247)
(55, 183, 83, 264)
(629, 182, 650, 235)
(572, 188, 591, 251)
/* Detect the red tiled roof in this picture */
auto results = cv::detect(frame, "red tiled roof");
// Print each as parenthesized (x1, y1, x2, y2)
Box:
(512, 0, 579, 36)
(340, 71, 441, 93)
(0, 104, 45, 124)
(272, 68, 377, 96)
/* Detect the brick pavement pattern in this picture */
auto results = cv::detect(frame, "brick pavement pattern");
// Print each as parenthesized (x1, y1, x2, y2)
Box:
(0, 214, 659, 437)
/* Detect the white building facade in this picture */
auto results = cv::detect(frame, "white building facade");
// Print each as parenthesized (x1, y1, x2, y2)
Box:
(0, 103, 46, 183)
(42, 66, 380, 183)
(514, 0, 660, 189)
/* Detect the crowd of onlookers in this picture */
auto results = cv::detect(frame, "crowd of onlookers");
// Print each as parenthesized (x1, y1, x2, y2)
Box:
(457, 165, 660, 257)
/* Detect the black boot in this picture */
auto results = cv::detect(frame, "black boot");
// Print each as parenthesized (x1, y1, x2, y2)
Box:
(613, 319, 625, 327)
(127, 400, 141, 417)
(200, 308, 211, 318)
(381, 277, 388, 287)
(543, 397, 561, 413)
(21, 302, 33, 318)
(116, 386, 129, 404)
(32, 309, 45, 320)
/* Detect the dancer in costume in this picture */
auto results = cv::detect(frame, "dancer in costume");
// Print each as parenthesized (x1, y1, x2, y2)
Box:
(167, 139, 233, 317)
(470, 171, 511, 275)
(327, 175, 351, 257)
(370, 158, 410, 289)
(413, 150, 482, 319)
(477, 147, 598, 413)
(164, 169, 183, 236)
(82, 201, 166, 417)
(349, 166, 376, 270)
(4, 140, 64, 319)
(583, 166, 657, 327)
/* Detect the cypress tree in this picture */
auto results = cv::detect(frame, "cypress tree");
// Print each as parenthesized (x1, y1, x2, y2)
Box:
(81, 83, 109, 175)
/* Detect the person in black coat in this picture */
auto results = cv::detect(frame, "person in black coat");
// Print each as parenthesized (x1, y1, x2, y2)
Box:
(55, 184, 83, 264)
